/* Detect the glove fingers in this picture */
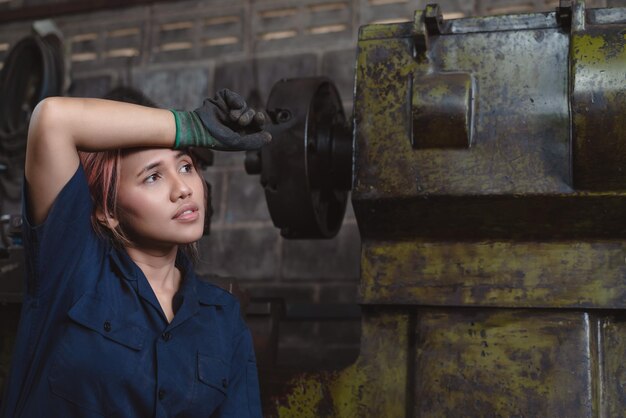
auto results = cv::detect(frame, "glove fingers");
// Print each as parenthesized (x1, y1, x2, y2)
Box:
(195, 90, 270, 151)
(221, 89, 246, 110)
(229, 106, 246, 122)
(253, 112, 266, 129)
(231, 108, 256, 126)
(205, 96, 227, 113)
(196, 110, 238, 142)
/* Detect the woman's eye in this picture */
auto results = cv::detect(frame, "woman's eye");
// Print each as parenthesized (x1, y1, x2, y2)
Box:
(180, 163, 193, 173)
(144, 173, 160, 184)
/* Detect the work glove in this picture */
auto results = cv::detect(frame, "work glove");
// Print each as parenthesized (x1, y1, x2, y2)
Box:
(170, 89, 271, 151)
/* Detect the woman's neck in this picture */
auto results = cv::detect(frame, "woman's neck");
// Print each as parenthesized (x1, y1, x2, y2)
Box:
(125, 245, 182, 323)
(125, 245, 181, 293)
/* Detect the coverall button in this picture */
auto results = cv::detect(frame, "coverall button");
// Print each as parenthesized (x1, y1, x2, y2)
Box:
(158, 389, 166, 400)
(161, 332, 171, 341)
(103, 321, 111, 332)
(222, 378, 228, 388)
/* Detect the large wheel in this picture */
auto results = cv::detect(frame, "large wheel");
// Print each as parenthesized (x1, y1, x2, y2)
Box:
(246, 77, 352, 239)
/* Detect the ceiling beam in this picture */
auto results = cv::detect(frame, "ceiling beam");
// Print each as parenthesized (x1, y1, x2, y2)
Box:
(0, 0, 174, 24)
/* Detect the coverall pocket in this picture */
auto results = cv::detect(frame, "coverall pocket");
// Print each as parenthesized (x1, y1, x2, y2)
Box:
(47, 293, 147, 416)
(197, 352, 230, 396)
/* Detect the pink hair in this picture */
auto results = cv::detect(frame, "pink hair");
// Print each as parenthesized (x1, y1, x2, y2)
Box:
(79, 149, 130, 246)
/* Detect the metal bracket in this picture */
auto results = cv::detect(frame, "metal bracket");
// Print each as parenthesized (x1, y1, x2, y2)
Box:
(424, 4, 444, 36)
(414, 4, 449, 58)
(556, 0, 572, 29)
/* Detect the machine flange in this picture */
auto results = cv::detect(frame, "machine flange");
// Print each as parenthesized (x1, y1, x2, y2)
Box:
(245, 77, 352, 239)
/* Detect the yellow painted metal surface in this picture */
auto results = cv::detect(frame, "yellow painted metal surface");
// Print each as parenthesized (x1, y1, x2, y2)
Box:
(571, 1, 626, 190)
(354, 17, 571, 199)
(360, 240, 626, 308)
(414, 310, 594, 415)
(274, 311, 409, 417)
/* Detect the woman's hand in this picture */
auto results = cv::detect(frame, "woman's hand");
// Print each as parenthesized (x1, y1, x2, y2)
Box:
(173, 89, 272, 151)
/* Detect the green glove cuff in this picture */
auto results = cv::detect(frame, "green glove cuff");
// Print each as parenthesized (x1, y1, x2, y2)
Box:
(169, 109, 219, 149)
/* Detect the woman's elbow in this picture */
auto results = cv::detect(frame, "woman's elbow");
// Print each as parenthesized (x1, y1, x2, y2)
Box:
(29, 96, 64, 135)
(26, 96, 72, 170)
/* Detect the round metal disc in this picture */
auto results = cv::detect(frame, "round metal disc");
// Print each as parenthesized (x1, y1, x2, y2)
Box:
(260, 77, 352, 239)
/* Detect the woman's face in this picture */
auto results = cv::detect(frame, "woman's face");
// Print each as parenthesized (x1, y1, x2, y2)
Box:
(113, 148, 205, 250)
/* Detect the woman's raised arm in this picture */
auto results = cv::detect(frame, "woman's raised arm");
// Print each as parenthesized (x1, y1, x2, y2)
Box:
(25, 90, 270, 225)
(25, 97, 175, 225)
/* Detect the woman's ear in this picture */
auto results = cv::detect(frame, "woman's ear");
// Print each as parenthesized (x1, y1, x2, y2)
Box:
(95, 207, 119, 229)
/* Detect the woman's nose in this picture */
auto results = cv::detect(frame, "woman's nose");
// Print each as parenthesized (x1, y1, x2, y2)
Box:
(171, 177, 193, 201)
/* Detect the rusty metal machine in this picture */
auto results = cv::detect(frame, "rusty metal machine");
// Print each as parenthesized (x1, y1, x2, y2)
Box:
(248, 1, 626, 416)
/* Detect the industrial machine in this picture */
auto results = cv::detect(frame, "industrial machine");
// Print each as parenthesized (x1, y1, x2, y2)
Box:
(247, 1, 626, 416)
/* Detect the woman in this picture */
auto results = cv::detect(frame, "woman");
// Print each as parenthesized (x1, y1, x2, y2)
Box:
(0, 88, 270, 417)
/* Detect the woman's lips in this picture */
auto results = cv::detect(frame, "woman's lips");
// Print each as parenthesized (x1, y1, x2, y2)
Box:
(173, 204, 200, 221)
